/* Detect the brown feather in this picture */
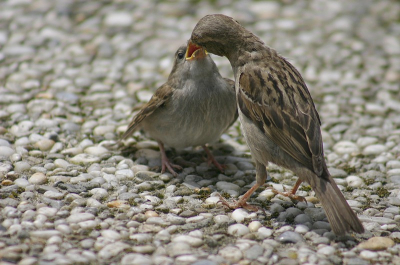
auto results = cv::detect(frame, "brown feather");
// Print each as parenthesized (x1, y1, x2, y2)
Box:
(122, 83, 174, 139)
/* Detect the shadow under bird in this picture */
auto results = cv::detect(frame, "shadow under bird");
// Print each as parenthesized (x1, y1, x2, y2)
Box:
(187, 14, 364, 235)
(122, 45, 237, 177)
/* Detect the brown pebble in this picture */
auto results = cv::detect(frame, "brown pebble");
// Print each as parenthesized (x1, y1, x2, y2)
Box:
(357, 237, 395, 251)
(145, 210, 158, 218)
(107, 200, 130, 209)
(1, 180, 13, 186)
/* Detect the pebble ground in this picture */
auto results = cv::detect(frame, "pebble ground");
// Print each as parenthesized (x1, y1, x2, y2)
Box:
(1, 0, 400, 264)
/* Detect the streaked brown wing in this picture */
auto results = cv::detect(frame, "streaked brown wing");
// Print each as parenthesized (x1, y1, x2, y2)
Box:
(122, 83, 174, 139)
(237, 59, 324, 176)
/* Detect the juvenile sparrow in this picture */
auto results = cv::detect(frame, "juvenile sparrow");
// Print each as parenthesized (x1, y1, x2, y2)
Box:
(188, 14, 364, 235)
(122, 45, 237, 176)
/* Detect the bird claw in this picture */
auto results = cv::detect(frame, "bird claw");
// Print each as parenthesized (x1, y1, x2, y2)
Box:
(216, 193, 262, 212)
(271, 188, 307, 203)
(161, 161, 183, 177)
(207, 158, 226, 172)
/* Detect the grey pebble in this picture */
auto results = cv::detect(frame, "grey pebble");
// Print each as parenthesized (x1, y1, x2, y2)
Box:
(277, 231, 304, 243)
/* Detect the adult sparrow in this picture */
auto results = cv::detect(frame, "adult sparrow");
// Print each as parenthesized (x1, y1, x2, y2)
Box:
(188, 14, 364, 235)
(122, 45, 237, 177)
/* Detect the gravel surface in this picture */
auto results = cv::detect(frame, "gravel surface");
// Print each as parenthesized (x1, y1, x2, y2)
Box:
(1, 0, 400, 264)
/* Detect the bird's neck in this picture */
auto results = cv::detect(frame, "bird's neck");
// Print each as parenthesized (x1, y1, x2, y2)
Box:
(226, 37, 276, 76)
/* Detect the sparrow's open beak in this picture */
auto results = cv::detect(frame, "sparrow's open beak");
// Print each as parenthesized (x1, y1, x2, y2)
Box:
(186, 40, 208, 61)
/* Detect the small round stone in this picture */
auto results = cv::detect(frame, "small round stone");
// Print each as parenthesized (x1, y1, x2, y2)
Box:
(248, 221, 262, 232)
(277, 231, 304, 243)
(333, 141, 359, 155)
(360, 250, 378, 260)
(213, 215, 230, 224)
(145, 210, 158, 218)
(257, 227, 273, 239)
(346, 175, 364, 188)
(70, 154, 101, 165)
(34, 139, 55, 151)
(14, 178, 30, 188)
(0, 146, 15, 157)
(227, 224, 250, 237)
(219, 246, 243, 263)
(318, 246, 335, 256)
(44, 191, 65, 200)
(28, 172, 47, 184)
(363, 144, 387, 155)
(357, 237, 395, 250)
(84, 146, 110, 156)
(231, 208, 250, 223)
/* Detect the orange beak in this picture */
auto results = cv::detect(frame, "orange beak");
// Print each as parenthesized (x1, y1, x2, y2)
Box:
(186, 40, 208, 61)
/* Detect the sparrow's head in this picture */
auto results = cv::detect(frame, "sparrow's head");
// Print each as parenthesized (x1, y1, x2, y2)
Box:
(188, 14, 246, 58)
(169, 45, 219, 82)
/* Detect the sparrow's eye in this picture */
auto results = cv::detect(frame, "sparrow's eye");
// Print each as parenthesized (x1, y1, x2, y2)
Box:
(177, 52, 184, 59)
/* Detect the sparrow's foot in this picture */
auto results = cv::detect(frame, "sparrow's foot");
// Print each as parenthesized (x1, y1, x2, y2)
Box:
(271, 188, 307, 203)
(161, 159, 183, 177)
(158, 140, 182, 177)
(216, 193, 262, 212)
(202, 145, 226, 172)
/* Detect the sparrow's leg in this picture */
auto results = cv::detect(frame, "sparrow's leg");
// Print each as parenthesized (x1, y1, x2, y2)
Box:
(158, 141, 182, 177)
(202, 144, 226, 172)
(218, 161, 266, 212)
(271, 179, 306, 202)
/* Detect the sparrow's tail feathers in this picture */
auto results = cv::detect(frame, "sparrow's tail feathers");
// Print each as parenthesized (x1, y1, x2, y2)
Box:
(312, 174, 364, 236)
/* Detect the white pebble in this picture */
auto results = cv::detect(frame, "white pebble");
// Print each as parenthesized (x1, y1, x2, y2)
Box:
(205, 196, 220, 205)
(84, 146, 110, 156)
(257, 227, 273, 239)
(0, 146, 15, 157)
(387, 168, 400, 177)
(248, 221, 262, 232)
(227, 224, 250, 237)
(98, 242, 130, 260)
(257, 189, 275, 201)
(213, 215, 230, 224)
(356, 137, 378, 148)
(87, 198, 102, 207)
(79, 220, 99, 229)
(216, 181, 240, 192)
(89, 188, 108, 199)
(44, 191, 65, 200)
(186, 216, 205, 223)
(34, 139, 55, 151)
(54, 159, 70, 169)
(14, 178, 30, 188)
(295, 224, 310, 234)
(188, 230, 203, 238)
(363, 144, 387, 155)
(70, 154, 101, 165)
(360, 250, 378, 260)
(101, 230, 121, 240)
(38, 207, 58, 217)
(47, 235, 62, 245)
(172, 235, 203, 247)
(387, 160, 400, 169)
(333, 141, 359, 155)
(231, 208, 249, 223)
(29, 172, 47, 184)
(318, 246, 336, 256)
(67, 213, 95, 223)
(346, 175, 364, 188)
(219, 246, 243, 263)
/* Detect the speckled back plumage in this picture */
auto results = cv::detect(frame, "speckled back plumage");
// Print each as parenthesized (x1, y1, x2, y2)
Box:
(190, 14, 364, 235)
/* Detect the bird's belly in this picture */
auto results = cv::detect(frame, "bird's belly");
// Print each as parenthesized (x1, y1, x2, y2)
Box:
(239, 110, 287, 166)
(142, 104, 234, 149)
